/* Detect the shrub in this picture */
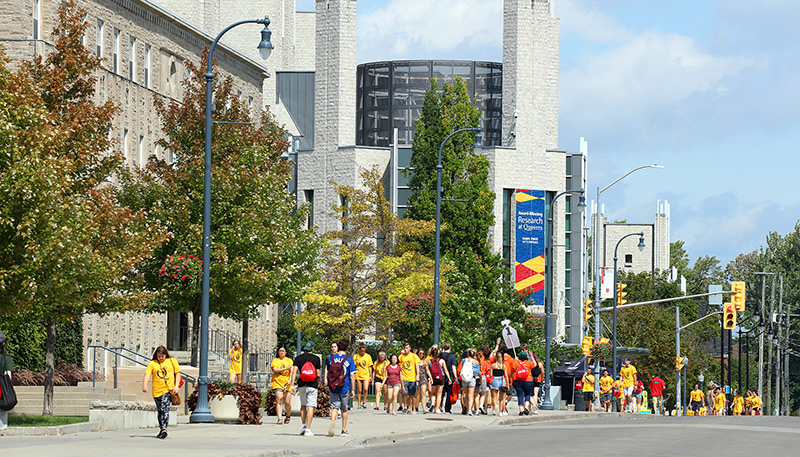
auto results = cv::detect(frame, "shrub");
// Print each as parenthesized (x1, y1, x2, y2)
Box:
(12, 364, 104, 386)
(263, 384, 331, 418)
(187, 382, 263, 424)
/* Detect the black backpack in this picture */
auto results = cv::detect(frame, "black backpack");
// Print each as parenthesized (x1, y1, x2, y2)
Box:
(0, 355, 17, 411)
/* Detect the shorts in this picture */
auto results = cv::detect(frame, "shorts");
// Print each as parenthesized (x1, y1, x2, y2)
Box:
(533, 381, 542, 388)
(388, 383, 401, 389)
(298, 386, 318, 408)
(273, 388, 286, 393)
(374, 377, 384, 384)
(330, 391, 350, 411)
(583, 391, 594, 403)
(623, 386, 634, 396)
(601, 392, 613, 402)
(461, 378, 476, 388)
(475, 375, 487, 394)
(403, 380, 417, 396)
(491, 377, 506, 390)
(632, 392, 643, 398)
(431, 377, 444, 386)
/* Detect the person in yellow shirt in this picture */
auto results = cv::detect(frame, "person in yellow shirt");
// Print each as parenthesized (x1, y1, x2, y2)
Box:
(690, 383, 705, 414)
(732, 390, 744, 416)
(713, 387, 726, 415)
(613, 377, 625, 413)
(352, 343, 373, 410)
(699, 405, 708, 416)
(270, 347, 294, 424)
(142, 346, 181, 439)
(581, 371, 595, 412)
(619, 358, 638, 413)
(398, 343, 420, 414)
(228, 340, 243, 383)
(599, 369, 614, 412)
(751, 390, 763, 415)
(744, 391, 753, 415)
(371, 350, 389, 411)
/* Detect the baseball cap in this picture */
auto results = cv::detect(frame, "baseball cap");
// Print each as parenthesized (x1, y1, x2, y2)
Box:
(302, 341, 315, 352)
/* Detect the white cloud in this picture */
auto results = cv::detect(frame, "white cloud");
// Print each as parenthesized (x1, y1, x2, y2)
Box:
(356, 0, 502, 63)
(558, 0, 633, 43)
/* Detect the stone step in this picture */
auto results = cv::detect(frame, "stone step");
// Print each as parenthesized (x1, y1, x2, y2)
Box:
(10, 407, 92, 417)
(14, 392, 135, 402)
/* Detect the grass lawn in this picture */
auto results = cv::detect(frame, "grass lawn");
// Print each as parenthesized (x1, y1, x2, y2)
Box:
(8, 415, 89, 427)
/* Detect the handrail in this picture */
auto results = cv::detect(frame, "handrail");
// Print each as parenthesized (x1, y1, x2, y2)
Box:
(87, 344, 195, 415)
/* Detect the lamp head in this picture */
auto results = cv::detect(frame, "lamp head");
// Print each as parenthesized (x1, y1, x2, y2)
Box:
(637, 234, 646, 251)
(258, 24, 274, 60)
(577, 193, 586, 208)
(474, 132, 483, 149)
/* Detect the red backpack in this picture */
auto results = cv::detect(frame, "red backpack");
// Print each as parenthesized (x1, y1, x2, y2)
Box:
(515, 361, 530, 381)
(430, 359, 444, 383)
(327, 356, 346, 391)
(300, 360, 317, 383)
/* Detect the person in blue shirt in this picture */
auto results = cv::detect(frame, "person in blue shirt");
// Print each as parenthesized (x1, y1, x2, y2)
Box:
(325, 338, 356, 437)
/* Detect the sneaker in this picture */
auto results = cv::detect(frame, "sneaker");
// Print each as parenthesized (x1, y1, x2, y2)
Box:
(328, 421, 336, 437)
(524, 408, 530, 416)
(158, 429, 167, 439)
(337, 412, 342, 419)
(300, 424, 307, 435)
(532, 408, 539, 415)
(468, 411, 474, 416)
(341, 430, 349, 437)
(304, 430, 314, 437)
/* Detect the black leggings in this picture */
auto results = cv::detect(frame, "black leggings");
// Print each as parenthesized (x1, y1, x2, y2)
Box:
(154, 392, 171, 429)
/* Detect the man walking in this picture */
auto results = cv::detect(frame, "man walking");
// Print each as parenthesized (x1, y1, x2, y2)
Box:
(398, 343, 420, 413)
(581, 370, 595, 412)
(619, 358, 638, 413)
(326, 339, 356, 437)
(649, 374, 666, 415)
(352, 343, 372, 409)
(599, 369, 613, 412)
(438, 342, 458, 413)
(289, 341, 321, 436)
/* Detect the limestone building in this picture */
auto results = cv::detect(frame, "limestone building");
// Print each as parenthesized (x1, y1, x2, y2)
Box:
(596, 200, 671, 276)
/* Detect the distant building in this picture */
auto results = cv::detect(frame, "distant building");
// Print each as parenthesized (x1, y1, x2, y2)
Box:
(596, 201, 671, 276)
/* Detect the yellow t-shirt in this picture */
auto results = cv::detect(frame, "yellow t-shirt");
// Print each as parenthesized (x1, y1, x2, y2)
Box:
(228, 347, 243, 374)
(620, 365, 637, 388)
(613, 380, 624, 397)
(582, 374, 595, 393)
(353, 353, 373, 381)
(714, 393, 726, 411)
(699, 406, 708, 416)
(745, 397, 753, 408)
(753, 396, 762, 409)
(690, 389, 704, 402)
(599, 375, 613, 393)
(398, 353, 420, 382)
(146, 358, 180, 398)
(270, 356, 293, 390)
(733, 396, 744, 413)
(373, 360, 389, 380)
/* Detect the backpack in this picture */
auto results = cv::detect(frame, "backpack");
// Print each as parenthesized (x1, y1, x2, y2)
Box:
(0, 356, 16, 411)
(327, 356, 346, 391)
(300, 359, 317, 383)
(429, 359, 444, 383)
(515, 361, 530, 381)
(460, 360, 474, 383)
(531, 363, 542, 378)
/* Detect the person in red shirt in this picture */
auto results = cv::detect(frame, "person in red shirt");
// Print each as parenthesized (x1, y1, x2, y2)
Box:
(649, 374, 666, 415)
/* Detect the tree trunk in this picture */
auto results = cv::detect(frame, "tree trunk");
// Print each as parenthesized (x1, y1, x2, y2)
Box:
(191, 297, 201, 367)
(43, 318, 56, 416)
(242, 319, 249, 382)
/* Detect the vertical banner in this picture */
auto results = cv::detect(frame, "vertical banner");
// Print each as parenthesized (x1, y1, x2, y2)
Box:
(600, 267, 615, 299)
(514, 189, 546, 306)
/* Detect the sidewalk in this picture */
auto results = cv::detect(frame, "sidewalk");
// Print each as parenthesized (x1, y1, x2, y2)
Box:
(0, 407, 602, 457)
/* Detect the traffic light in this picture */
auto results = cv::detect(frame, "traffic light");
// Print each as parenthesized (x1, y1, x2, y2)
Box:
(584, 299, 593, 323)
(675, 356, 688, 371)
(599, 337, 610, 345)
(616, 283, 627, 306)
(731, 281, 746, 312)
(723, 303, 737, 330)
(581, 336, 594, 355)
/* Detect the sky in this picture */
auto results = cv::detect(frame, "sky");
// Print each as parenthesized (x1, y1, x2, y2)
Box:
(296, 0, 800, 267)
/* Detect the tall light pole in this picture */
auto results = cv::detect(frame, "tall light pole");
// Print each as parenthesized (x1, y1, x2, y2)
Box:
(433, 128, 482, 345)
(540, 190, 585, 410)
(612, 232, 645, 378)
(192, 18, 274, 423)
(753, 271, 774, 402)
(591, 164, 662, 403)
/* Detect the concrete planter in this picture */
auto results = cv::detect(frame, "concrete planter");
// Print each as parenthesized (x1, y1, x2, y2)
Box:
(209, 395, 240, 422)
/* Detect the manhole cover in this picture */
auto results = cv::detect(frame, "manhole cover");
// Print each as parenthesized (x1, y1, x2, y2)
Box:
(425, 417, 454, 421)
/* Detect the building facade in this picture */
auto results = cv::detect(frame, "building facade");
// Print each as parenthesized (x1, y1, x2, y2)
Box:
(597, 200, 671, 276)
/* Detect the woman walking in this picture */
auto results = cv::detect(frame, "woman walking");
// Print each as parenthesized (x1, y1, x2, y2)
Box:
(371, 350, 389, 410)
(415, 348, 429, 413)
(270, 347, 294, 424)
(426, 347, 447, 413)
(142, 346, 181, 439)
(384, 354, 403, 415)
(228, 340, 243, 383)
(489, 348, 509, 416)
(512, 353, 536, 415)
(529, 351, 543, 413)
(475, 346, 490, 415)
(460, 349, 479, 416)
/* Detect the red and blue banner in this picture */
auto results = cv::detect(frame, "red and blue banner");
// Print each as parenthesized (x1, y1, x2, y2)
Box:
(514, 189, 546, 305)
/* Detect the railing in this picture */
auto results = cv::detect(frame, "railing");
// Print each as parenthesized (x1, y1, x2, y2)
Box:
(87, 344, 196, 415)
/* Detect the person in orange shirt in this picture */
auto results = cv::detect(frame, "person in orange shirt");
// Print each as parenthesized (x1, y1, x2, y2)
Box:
(511, 354, 537, 415)
(475, 346, 490, 415)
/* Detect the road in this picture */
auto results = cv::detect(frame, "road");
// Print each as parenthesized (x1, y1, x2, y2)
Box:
(319, 415, 800, 457)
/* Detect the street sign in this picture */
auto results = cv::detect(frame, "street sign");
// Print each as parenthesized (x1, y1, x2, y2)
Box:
(709, 284, 723, 305)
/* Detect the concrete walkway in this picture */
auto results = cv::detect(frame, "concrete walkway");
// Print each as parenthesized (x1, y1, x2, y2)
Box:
(0, 407, 608, 457)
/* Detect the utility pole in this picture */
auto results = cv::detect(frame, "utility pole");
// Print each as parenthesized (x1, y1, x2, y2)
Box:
(767, 274, 775, 411)
(774, 276, 783, 415)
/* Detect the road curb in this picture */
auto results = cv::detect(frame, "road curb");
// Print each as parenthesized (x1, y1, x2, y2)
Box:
(353, 424, 470, 447)
(0, 421, 99, 436)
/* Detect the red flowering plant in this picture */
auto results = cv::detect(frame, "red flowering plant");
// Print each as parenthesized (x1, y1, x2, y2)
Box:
(158, 254, 202, 305)
(392, 293, 434, 348)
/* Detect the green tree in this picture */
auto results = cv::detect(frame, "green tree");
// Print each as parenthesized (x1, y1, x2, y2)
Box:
(117, 51, 322, 366)
(0, 1, 168, 414)
(295, 166, 436, 346)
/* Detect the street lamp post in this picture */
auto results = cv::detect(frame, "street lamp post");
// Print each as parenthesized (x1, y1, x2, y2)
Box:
(540, 190, 585, 410)
(611, 232, 645, 378)
(192, 18, 274, 423)
(591, 165, 662, 405)
(433, 128, 482, 345)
